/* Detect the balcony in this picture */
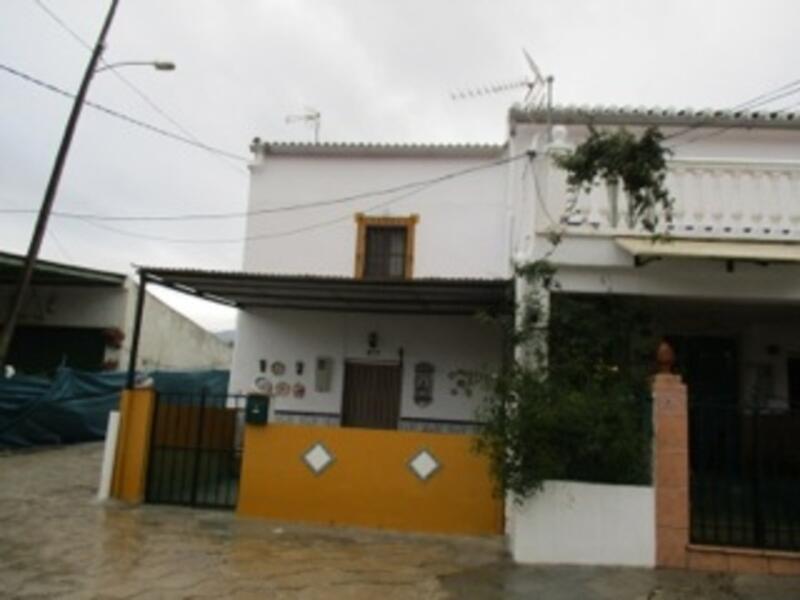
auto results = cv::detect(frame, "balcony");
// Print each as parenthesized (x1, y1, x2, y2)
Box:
(546, 157, 800, 241)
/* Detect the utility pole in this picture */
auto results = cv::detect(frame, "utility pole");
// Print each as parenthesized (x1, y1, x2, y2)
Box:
(0, 0, 121, 369)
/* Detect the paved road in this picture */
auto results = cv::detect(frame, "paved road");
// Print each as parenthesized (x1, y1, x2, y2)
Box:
(1, 443, 798, 599)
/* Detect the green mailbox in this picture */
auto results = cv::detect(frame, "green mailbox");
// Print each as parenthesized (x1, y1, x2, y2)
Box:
(245, 394, 269, 425)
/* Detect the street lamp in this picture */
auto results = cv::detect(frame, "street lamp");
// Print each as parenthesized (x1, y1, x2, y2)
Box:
(0, 0, 174, 371)
(95, 60, 176, 73)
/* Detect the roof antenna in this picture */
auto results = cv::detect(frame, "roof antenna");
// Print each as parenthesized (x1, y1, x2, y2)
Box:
(522, 49, 555, 141)
(452, 48, 555, 138)
(285, 107, 321, 143)
(452, 48, 550, 107)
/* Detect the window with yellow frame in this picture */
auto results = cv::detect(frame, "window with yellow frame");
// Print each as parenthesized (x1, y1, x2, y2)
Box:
(354, 214, 419, 279)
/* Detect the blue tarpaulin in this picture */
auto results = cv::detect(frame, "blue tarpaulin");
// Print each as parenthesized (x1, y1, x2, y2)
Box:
(0, 367, 229, 448)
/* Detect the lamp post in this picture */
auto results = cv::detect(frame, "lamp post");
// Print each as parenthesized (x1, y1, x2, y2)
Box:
(95, 60, 176, 73)
(0, 0, 173, 370)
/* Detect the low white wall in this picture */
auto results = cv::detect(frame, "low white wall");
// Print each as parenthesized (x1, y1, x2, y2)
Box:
(509, 480, 655, 567)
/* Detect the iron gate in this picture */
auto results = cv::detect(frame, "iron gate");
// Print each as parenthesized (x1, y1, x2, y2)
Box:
(690, 402, 800, 551)
(146, 392, 246, 509)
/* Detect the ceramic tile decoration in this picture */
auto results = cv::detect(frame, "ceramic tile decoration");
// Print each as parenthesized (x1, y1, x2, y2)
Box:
(413, 362, 435, 406)
(302, 442, 335, 475)
(253, 376, 272, 395)
(271, 361, 286, 376)
(408, 449, 440, 481)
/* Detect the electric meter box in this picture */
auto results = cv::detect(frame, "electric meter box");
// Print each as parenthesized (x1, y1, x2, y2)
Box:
(245, 394, 269, 425)
(315, 356, 334, 392)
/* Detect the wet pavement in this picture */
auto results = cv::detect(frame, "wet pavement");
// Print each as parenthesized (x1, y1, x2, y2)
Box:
(1, 443, 799, 599)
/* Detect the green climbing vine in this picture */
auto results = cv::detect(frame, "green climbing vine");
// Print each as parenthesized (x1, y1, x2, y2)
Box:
(553, 126, 673, 231)
(474, 126, 674, 500)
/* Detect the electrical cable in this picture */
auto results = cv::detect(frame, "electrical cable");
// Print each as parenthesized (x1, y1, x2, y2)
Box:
(0, 152, 524, 222)
(0, 62, 248, 162)
(31, 0, 246, 173)
(71, 166, 506, 244)
(664, 78, 800, 147)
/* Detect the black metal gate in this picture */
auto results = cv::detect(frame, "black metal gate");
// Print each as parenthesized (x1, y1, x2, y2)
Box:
(146, 392, 246, 509)
(690, 402, 800, 551)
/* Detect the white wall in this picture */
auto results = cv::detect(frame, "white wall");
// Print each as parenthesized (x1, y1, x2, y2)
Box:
(541, 236, 800, 303)
(121, 281, 232, 371)
(0, 279, 233, 371)
(230, 308, 502, 423)
(243, 152, 510, 279)
(0, 284, 127, 329)
(509, 121, 800, 295)
(509, 481, 655, 567)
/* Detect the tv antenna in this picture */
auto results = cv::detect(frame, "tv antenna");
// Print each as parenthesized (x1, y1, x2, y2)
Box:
(285, 107, 321, 143)
(451, 48, 553, 111)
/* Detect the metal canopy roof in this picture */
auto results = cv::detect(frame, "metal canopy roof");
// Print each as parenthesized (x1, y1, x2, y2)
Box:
(615, 236, 800, 265)
(141, 268, 514, 316)
(0, 251, 125, 287)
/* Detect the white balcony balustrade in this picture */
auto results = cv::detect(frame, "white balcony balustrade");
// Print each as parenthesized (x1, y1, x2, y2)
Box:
(545, 158, 800, 241)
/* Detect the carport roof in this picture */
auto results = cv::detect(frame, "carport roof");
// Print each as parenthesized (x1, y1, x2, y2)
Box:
(140, 267, 514, 316)
(0, 251, 125, 287)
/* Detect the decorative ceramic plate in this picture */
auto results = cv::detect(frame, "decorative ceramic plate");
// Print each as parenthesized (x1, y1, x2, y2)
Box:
(253, 376, 272, 395)
(271, 361, 286, 376)
(275, 381, 291, 397)
(293, 383, 306, 399)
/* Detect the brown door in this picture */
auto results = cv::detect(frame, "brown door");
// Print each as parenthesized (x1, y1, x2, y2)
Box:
(342, 362, 402, 430)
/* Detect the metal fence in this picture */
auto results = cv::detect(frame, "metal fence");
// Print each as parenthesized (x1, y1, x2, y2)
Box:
(146, 392, 246, 509)
(690, 402, 800, 551)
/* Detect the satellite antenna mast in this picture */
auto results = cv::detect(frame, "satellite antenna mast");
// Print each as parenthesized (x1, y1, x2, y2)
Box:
(451, 48, 554, 135)
(285, 107, 321, 143)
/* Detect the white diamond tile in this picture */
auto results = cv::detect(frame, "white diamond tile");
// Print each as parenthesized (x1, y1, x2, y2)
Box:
(303, 442, 334, 475)
(408, 449, 440, 481)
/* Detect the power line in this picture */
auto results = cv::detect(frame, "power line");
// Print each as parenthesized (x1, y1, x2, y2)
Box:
(75, 181, 442, 244)
(0, 62, 248, 162)
(665, 78, 800, 147)
(0, 152, 524, 222)
(31, 0, 247, 172)
(70, 153, 525, 243)
(667, 89, 800, 149)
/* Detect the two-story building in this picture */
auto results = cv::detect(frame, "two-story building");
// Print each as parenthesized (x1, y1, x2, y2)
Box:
(229, 142, 514, 432)
(512, 106, 800, 413)
(131, 104, 800, 542)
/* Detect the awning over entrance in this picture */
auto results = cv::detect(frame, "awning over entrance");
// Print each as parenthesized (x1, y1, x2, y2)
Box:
(615, 236, 800, 265)
(140, 267, 514, 316)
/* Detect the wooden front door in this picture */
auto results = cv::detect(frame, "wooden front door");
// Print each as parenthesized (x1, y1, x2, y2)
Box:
(342, 362, 402, 430)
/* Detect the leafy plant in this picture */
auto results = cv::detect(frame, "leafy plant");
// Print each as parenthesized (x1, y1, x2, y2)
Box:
(475, 275, 654, 500)
(471, 126, 676, 500)
(553, 126, 673, 231)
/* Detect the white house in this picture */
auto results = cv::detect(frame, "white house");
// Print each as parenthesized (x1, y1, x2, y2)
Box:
(511, 106, 800, 412)
(0, 250, 232, 375)
(228, 142, 514, 431)
(132, 104, 800, 554)
(226, 107, 800, 426)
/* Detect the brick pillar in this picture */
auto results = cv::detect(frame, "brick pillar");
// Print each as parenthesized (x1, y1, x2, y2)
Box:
(653, 341, 690, 569)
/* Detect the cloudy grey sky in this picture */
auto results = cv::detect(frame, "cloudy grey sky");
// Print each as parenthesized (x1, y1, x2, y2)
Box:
(1, 0, 798, 331)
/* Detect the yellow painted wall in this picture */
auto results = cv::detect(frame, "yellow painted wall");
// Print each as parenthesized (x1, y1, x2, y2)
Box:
(237, 424, 503, 535)
(112, 388, 156, 503)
